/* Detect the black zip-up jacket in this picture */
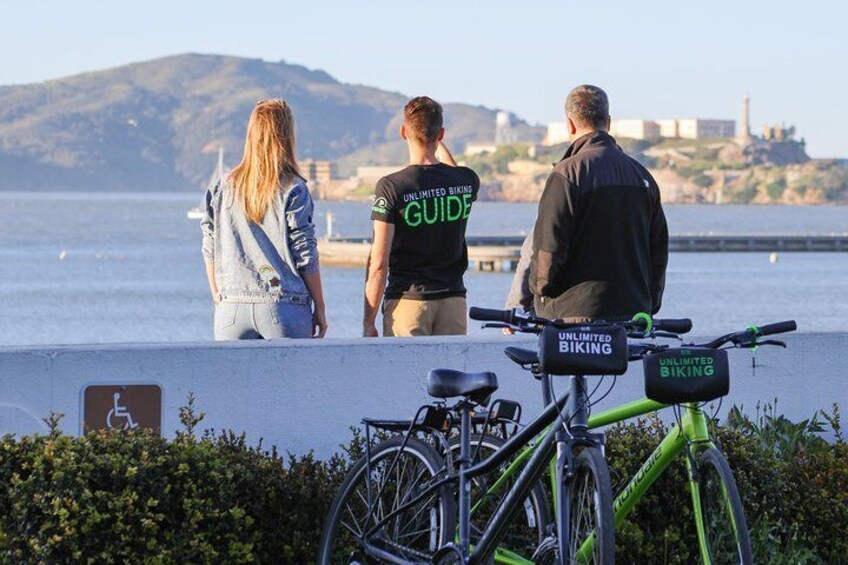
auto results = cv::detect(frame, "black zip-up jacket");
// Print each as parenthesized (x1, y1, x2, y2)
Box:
(529, 131, 669, 321)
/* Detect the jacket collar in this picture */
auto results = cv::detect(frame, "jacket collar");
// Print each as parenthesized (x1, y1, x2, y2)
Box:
(557, 131, 617, 163)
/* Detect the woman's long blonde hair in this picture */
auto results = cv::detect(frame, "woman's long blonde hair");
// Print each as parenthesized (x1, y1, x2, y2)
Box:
(231, 99, 300, 224)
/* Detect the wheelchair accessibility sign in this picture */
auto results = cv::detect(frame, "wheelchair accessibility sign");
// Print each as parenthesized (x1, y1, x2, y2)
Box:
(83, 384, 162, 434)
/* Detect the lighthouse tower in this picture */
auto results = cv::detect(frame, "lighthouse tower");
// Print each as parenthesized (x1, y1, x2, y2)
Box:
(738, 93, 752, 143)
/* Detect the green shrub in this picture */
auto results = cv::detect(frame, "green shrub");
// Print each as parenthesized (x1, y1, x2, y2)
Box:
(462, 144, 528, 176)
(764, 177, 788, 201)
(692, 172, 713, 188)
(607, 403, 848, 564)
(0, 400, 845, 563)
(0, 397, 353, 564)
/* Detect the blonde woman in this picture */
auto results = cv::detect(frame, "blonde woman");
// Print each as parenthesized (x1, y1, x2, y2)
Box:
(201, 99, 327, 339)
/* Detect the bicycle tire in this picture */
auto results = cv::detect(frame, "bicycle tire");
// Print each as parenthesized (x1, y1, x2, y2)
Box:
(561, 446, 614, 565)
(447, 434, 552, 558)
(696, 448, 753, 565)
(318, 435, 456, 564)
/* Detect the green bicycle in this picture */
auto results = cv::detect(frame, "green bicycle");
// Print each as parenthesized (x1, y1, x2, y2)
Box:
(467, 309, 797, 564)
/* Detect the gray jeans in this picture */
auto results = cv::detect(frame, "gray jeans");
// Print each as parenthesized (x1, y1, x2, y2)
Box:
(214, 301, 312, 340)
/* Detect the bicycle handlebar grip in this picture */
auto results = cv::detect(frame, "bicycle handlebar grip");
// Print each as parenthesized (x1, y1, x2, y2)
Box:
(757, 320, 797, 336)
(469, 307, 513, 324)
(654, 318, 693, 334)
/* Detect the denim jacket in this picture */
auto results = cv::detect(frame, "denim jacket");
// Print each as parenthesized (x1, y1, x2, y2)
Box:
(201, 175, 319, 305)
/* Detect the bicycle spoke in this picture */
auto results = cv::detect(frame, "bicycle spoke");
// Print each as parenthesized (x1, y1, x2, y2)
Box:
(340, 518, 363, 538)
(343, 503, 364, 536)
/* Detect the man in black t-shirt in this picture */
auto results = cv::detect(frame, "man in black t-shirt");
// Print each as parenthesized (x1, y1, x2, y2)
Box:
(363, 96, 480, 337)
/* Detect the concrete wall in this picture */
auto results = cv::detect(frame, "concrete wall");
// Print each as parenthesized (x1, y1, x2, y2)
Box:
(1, 334, 845, 458)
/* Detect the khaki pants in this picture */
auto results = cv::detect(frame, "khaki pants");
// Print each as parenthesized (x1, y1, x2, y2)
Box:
(383, 297, 468, 337)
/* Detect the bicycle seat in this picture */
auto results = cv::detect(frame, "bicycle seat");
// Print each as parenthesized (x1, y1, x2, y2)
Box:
(504, 347, 539, 367)
(427, 369, 499, 403)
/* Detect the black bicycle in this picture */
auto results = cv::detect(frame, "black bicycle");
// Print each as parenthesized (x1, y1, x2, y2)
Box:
(318, 309, 692, 564)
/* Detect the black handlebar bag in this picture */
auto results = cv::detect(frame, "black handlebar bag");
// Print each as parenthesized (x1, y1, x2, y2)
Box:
(538, 325, 628, 376)
(643, 348, 730, 404)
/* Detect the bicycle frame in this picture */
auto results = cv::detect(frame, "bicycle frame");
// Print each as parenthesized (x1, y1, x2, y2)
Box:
(480, 396, 719, 564)
(357, 377, 595, 564)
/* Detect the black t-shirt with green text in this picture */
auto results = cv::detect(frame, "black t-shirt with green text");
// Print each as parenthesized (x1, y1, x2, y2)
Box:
(371, 163, 480, 300)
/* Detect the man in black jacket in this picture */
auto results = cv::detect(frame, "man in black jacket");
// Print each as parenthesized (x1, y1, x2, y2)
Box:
(528, 85, 669, 321)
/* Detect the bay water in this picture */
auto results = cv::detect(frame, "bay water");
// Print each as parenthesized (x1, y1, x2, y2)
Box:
(1, 192, 846, 346)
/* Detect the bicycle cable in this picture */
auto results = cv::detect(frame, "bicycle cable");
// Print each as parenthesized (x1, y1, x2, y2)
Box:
(549, 377, 576, 441)
(564, 373, 618, 428)
(589, 375, 618, 410)
(709, 396, 724, 426)
(587, 375, 605, 401)
(672, 403, 684, 435)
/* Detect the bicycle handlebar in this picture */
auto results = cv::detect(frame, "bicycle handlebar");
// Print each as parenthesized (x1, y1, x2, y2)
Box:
(626, 319, 797, 361)
(754, 320, 797, 336)
(469, 307, 516, 324)
(697, 319, 798, 350)
(472, 306, 796, 356)
(654, 319, 692, 333)
(470, 307, 692, 338)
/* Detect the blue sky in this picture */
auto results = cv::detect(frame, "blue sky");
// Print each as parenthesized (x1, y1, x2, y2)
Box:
(1, 1, 846, 157)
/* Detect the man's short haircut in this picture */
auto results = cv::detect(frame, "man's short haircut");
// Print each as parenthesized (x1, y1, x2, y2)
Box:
(404, 96, 443, 144)
(565, 85, 610, 130)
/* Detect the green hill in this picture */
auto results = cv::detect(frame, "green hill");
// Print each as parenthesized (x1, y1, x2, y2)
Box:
(0, 54, 543, 191)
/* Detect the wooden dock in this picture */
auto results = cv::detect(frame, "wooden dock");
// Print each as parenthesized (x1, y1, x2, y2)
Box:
(318, 234, 848, 271)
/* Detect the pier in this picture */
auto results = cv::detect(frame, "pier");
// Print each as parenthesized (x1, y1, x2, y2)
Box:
(318, 234, 848, 271)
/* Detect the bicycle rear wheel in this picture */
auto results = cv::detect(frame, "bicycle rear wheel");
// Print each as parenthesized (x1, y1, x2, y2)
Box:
(561, 446, 614, 565)
(318, 436, 455, 564)
(695, 448, 753, 565)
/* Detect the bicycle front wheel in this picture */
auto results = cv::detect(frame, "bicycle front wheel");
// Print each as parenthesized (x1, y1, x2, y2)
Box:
(561, 446, 614, 565)
(318, 436, 455, 564)
(448, 434, 552, 558)
(695, 448, 752, 565)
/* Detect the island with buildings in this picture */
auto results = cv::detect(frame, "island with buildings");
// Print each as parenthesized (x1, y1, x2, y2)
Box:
(308, 94, 847, 205)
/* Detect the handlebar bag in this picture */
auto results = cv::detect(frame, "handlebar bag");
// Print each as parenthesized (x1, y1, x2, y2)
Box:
(644, 347, 729, 404)
(538, 325, 628, 376)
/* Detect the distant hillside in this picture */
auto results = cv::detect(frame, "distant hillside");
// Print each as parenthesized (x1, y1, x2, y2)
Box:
(0, 54, 543, 191)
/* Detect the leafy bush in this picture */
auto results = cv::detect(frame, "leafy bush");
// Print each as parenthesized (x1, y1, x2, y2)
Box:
(462, 144, 529, 176)
(675, 160, 712, 179)
(607, 402, 848, 564)
(691, 172, 713, 188)
(0, 396, 352, 564)
(0, 399, 845, 563)
(764, 177, 788, 201)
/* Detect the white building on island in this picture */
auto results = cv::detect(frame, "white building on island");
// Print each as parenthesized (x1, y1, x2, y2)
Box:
(544, 95, 747, 143)
(609, 119, 661, 140)
(543, 122, 571, 146)
(674, 118, 736, 139)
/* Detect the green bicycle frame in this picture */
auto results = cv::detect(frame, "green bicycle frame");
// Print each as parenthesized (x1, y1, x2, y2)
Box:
(479, 397, 719, 564)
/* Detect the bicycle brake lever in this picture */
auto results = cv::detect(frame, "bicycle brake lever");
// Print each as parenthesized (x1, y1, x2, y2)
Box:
(731, 334, 758, 348)
(756, 339, 787, 348)
(652, 330, 682, 340)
